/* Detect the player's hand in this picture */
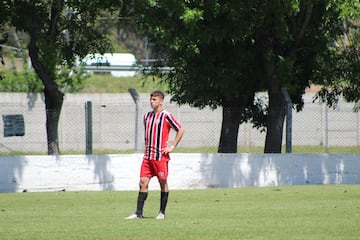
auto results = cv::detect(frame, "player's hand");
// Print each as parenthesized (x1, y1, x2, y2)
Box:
(161, 146, 174, 155)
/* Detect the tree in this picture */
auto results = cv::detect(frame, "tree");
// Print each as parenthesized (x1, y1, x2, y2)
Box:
(122, 0, 266, 153)
(5, 0, 122, 154)
(0, 1, 11, 72)
(312, 2, 360, 111)
(248, 1, 342, 152)
(123, 0, 356, 153)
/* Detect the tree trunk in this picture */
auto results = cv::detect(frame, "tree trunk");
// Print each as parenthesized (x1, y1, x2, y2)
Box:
(263, 57, 287, 153)
(28, 37, 64, 155)
(264, 90, 286, 153)
(218, 102, 243, 153)
(44, 89, 64, 155)
(261, 23, 287, 153)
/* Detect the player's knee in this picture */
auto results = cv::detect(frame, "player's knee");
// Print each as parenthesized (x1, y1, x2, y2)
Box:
(139, 178, 149, 189)
(159, 179, 167, 183)
(159, 179, 167, 187)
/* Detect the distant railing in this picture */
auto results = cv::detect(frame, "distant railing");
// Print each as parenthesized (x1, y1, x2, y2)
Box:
(83, 64, 174, 75)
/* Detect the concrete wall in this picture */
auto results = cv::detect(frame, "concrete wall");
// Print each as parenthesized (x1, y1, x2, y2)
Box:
(1, 153, 359, 193)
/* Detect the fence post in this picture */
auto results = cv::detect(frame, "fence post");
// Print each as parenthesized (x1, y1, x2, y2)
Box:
(357, 111, 359, 147)
(325, 105, 329, 153)
(85, 101, 93, 155)
(282, 88, 292, 153)
(128, 88, 142, 153)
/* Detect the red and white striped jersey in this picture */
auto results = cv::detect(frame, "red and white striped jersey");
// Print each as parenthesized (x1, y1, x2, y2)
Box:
(143, 110, 182, 160)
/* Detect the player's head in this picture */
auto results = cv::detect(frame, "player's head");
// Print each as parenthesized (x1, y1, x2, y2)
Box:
(150, 90, 165, 110)
(150, 90, 165, 100)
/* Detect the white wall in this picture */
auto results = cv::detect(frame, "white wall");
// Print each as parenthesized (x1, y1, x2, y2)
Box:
(0, 153, 359, 193)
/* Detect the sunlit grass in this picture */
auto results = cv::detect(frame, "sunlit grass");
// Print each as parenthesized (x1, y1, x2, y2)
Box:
(0, 185, 359, 240)
(80, 73, 168, 93)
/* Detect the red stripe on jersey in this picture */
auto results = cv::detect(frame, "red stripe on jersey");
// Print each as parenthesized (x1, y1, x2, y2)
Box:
(144, 110, 182, 160)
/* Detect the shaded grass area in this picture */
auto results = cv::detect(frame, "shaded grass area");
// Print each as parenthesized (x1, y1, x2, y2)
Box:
(0, 185, 359, 240)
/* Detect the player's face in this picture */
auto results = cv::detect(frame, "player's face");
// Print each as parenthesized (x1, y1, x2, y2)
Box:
(150, 95, 163, 110)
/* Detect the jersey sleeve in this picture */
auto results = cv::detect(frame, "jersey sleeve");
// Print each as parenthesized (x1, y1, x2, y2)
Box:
(166, 113, 182, 132)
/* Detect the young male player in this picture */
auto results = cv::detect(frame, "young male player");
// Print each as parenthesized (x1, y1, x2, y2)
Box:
(125, 90, 184, 220)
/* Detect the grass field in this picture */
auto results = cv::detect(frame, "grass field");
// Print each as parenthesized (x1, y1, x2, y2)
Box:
(80, 74, 168, 93)
(0, 185, 359, 240)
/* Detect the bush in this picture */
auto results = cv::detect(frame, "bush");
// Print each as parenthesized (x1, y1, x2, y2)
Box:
(0, 69, 43, 92)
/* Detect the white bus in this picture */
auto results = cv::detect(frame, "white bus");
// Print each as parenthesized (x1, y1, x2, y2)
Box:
(81, 53, 137, 77)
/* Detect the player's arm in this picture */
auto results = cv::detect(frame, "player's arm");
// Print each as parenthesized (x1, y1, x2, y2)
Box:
(163, 128, 184, 154)
(170, 128, 184, 150)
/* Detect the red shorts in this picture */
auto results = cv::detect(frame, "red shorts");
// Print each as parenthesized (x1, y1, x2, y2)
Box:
(140, 158, 169, 181)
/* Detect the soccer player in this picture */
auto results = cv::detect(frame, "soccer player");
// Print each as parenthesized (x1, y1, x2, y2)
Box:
(125, 90, 184, 220)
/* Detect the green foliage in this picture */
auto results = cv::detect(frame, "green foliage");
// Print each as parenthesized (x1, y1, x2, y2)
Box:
(56, 64, 87, 93)
(0, 69, 43, 92)
(311, 3, 360, 111)
(0, 66, 89, 93)
(337, 0, 360, 19)
(4, 1, 124, 90)
(126, 0, 265, 110)
(124, 0, 357, 112)
(180, 6, 203, 24)
(122, 0, 360, 153)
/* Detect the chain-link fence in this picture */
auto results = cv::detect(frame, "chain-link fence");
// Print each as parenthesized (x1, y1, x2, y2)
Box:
(0, 92, 359, 154)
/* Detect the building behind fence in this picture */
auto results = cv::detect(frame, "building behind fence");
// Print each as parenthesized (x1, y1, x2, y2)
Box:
(0, 92, 359, 154)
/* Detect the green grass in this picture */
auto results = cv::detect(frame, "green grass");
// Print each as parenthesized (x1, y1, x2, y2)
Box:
(1, 185, 359, 240)
(80, 74, 168, 93)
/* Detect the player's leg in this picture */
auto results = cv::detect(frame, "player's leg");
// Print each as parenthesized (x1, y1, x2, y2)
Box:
(135, 177, 150, 216)
(125, 176, 150, 219)
(159, 180, 169, 214)
(155, 160, 169, 219)
(126, 159, 152, 219)
(135, 159, 153, 217)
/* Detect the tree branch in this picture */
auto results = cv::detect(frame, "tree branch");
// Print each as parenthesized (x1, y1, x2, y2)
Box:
(295, 4, 313, 45)
(49, 0, 64, 39)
